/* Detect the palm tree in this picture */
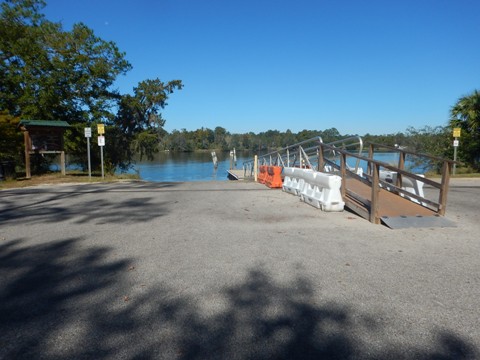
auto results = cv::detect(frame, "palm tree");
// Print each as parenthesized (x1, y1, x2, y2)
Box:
(450, 90, 480, 132)
(450, 90, 480, 170)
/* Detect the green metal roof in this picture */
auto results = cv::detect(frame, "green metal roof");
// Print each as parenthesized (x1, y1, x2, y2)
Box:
(19, 120, 70, 128)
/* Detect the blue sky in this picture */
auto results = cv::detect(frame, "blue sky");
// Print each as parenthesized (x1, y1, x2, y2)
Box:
(43, 0, 479, 135)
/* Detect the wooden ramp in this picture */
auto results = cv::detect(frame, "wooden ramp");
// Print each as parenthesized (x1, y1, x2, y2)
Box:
(344, 177, 456, 229)
(227, 169, 245, 180)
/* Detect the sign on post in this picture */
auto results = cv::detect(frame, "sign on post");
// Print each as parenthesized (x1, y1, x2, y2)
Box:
(85, 128, 92, 179)
(97, 123, 105, 135)
(98, 135, 105, 179)
(452, 128, 461, 175)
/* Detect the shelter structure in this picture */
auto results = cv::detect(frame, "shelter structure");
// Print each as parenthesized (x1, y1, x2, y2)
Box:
(19, 120, 70, 178)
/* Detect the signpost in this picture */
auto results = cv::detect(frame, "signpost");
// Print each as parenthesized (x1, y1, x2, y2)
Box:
(453, 128, 461, 175)
(97, 124, 106, 179)
(84, 127, 92, 179)
(98, 135, 105, 179)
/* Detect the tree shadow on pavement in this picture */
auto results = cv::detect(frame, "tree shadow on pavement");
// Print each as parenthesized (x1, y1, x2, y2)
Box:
(0, 237, 478, 360)
(0, 182, 177, 224)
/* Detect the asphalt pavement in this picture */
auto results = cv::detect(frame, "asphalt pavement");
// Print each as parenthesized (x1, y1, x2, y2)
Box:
(0, 178, 479, 359)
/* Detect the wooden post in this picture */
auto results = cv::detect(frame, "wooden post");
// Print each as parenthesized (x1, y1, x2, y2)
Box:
(60, 151, 66, 175)
(438, 160, 451, 216)
(370, 162, 380, 224)
(397, 150, 405, 171)
(318, 145, 324, 172)
(340, 152, 347, 199)
(23, 129, 31, 179)
(367, 143, 374, 176)
(396, 150, 406, 188)
(254, 155, 258, 182)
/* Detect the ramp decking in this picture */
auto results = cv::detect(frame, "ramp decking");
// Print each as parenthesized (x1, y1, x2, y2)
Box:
(344, 177, 456, 229)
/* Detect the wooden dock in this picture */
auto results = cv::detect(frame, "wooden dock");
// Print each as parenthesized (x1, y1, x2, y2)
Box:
(227, 169, 246, 180)
(344, 177, 456, 229)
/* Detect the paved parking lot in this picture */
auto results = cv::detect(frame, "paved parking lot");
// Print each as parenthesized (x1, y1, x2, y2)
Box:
(1, 179, 479, 359)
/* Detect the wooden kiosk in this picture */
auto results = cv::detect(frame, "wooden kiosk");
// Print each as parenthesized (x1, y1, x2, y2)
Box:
(19, 120, 70, 178)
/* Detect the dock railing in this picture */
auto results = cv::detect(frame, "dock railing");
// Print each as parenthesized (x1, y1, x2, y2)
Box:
(319, 142, 454, 222)
(244, 138, 455, 223)
(243, 135, 364, 178)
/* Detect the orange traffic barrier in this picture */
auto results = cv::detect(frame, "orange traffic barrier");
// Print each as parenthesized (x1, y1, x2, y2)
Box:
(266, 166, 283, 188)
(258, 165, 267, 184)
(265, 166, 273, 185)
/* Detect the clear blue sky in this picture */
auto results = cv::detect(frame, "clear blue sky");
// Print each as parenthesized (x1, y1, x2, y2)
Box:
(43, 0, 479, 136)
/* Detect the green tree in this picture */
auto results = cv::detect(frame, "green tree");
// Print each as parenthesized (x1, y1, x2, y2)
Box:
(114, 78, 183, 160)
(402, 126, 450, 172)
(190, 127, 214, 150)
(450, 90, 480, 169)
(0, 0, 131, 122)
(320, 127, 341, 143)
(0, 111, 22, 161)
(450, 90, 480, 132)
(1, 0, 136, 174)
(281, 129, 296, 147)
(297, 129, 320, 142)
(115, 79, 183, 134)
(213, 126, 228, 150)
(166, 129, 193, 152)
(403, 126, 449, 155)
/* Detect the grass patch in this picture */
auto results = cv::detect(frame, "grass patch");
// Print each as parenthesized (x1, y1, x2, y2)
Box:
(0, 171, 140, 190)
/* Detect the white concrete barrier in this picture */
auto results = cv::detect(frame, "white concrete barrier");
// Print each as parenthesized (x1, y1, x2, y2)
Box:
(299, 171, 318, 205)
(300, 171, 345, 212)
(282, 167, 312, 196)
(282, 167, 298, 195)
(379, 170, 425, 203)
(283, 168, 345, 211)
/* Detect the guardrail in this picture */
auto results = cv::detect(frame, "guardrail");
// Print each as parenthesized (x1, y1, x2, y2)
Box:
(243, 137, 455, 224)
(242, 135, 364, 178)
(318, 142, 454, 223)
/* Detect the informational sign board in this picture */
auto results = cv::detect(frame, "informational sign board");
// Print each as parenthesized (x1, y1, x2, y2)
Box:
(98, 135, 105, 146)
(84, 127, 92, 138)
(97, 124, 105, 135)
(453, 128, 461, 138)
(453, 140, 459, 147)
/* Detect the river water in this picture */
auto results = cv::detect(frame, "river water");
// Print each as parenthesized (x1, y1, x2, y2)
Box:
(132, 151, 252, 182)
(132, 151, 426, 182)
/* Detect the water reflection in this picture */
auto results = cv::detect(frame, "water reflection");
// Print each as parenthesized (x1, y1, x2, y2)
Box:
(131, 151, 428, 182)
(133, 151, 253, 182)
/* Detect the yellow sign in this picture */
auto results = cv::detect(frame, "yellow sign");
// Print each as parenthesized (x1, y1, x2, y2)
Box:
(97, 124, 105, 135)
(453, 128, 461, 138)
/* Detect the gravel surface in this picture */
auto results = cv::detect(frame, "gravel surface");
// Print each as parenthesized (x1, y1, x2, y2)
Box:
(1, 178, 479, 359)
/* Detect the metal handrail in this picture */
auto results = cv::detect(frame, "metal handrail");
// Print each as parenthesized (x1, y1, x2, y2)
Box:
(242, 136, 452, 225)
(323, 136, 364, 171)
(243, 135, 364, 175)
(316, 141, 452, 221)
(255, 136, 323, 168)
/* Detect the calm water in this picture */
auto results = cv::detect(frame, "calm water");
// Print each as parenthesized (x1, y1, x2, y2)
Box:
(132, 151, 428, 182)
(132, 151, 252, 182)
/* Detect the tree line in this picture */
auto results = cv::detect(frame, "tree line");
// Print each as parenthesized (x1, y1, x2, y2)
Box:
(161, 127, 342, 152)
(1, 0, 479, 175)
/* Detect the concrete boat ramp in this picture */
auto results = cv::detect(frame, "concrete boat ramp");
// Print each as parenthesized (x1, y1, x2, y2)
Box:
(1, 179, 479, 359)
